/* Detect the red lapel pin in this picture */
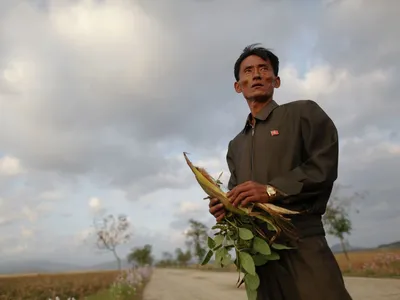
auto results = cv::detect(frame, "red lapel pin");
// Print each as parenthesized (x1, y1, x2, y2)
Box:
(270, 130, 279, 136)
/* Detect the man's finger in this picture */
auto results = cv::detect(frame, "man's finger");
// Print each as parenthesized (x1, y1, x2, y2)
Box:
(216, 213, 225, 222)
(229, 185, 252, 203)
(209, 198, 219, 207)
(209, 205, 222, 214)
(209, 203, 224, 214)
(215, 210, 224, 217)
(227, 181, 252, 197)
(228, 184, 249, 200)
(233, 190, 253, 207)
(242, 196, 258, 207)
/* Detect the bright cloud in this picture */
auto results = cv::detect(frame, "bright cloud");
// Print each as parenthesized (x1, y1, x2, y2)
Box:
(0, 156, 24, 176)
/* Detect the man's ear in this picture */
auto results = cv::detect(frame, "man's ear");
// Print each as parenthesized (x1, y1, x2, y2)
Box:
(273, 76, 281, 88)
(234, 81, 242, 94)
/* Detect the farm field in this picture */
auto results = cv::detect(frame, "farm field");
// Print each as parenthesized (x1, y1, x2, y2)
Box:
(190, 248, 400, 278)
(0, 267, 151, 300)
(335, 248, 400, 277)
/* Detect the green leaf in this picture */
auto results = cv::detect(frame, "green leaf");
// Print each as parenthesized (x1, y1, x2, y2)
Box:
(221, 250, 232, 266)
(253, 237, 271, 255)
(245, 284, 258, 300)
(228, 229, 238, 239)
(214, 234, 225, 248)
(265, 252, 280, 260)
(225, 237, 235, 247)
(240, 215, 252, 224)
(252, 254, 269, 266)
(244, 273, 260, 291)
(237, 238, 252, 250)
(267, 223, 276, 231)
(239, 251, 256, 275)
(215, 247, 224, 263)
(239, 228, 254, 240)
(201, 250, 213, 265)
(207, 236, 216, 249)
(271, 243, 294, 250)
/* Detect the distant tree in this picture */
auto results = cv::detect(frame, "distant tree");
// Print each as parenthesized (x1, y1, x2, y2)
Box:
(94, 214, 131, 270)
(184, 219, 209, 264)
(175, 247, 192, 267)
(162, 251, 173, 262)
(155, 251, 176, 268)
(323, 184, 364, 270)
(127, 244, 154, 267)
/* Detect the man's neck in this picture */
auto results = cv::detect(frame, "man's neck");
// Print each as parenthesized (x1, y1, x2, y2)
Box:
(247, 98, 272, 121)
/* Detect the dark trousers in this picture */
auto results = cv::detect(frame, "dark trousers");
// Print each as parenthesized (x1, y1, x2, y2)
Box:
(256, 235, 353, 300)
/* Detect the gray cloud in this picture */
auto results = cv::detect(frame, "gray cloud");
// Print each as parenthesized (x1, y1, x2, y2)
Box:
(0, 0, 399, 262)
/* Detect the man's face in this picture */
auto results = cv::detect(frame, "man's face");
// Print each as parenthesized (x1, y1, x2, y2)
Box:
(234, 55, 280, 102)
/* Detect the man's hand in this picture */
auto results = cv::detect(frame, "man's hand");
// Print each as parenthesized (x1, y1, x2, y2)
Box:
(209, 197, 226, 222)
(227, 181, 269, 207)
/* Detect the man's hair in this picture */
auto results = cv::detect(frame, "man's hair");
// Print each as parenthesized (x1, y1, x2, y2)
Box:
(234, 43, 279, 81)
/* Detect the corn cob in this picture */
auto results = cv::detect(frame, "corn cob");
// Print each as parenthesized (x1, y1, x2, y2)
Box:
(183, 152, 246, 216)
(183, 152, 299, 228)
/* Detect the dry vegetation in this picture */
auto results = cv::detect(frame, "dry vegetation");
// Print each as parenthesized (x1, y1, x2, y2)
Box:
(336, 248, 400, 277)
(191, 248, 400, 278)
(0, 269, 148, 300)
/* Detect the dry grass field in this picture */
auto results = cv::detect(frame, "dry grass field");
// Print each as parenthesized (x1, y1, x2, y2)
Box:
(0, 268, 150, 300)
(0, 270, 117, 300)
(191, 248, 400, 278)
(336, 248, 400, 277)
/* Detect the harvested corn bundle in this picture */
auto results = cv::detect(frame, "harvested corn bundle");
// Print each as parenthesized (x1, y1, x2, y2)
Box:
(183, 152, 300, 300)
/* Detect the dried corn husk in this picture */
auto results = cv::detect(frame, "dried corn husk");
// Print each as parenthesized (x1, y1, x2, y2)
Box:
(183, 152, 298, 228)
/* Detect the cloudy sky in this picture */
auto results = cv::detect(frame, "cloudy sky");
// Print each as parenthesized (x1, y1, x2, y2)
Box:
(0, 0, 399, 266)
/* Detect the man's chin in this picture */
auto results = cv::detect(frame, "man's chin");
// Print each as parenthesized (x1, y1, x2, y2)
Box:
(249, 93, 271, 103)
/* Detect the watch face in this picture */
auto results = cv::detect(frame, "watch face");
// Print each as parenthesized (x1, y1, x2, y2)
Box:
(267, 186, 276, 196)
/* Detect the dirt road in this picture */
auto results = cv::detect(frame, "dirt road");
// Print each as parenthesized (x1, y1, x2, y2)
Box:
(143, 268, 400, 300)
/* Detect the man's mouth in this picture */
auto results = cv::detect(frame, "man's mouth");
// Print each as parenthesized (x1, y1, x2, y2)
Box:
(251, 83, 263, 88)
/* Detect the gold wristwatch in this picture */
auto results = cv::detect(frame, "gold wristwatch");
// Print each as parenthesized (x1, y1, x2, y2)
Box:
(265, 185, 277, 199)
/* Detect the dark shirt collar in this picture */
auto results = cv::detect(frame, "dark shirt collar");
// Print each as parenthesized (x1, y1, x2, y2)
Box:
(242, 100, 279, 132)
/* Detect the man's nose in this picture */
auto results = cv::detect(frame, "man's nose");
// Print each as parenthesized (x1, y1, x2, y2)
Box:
(252, 68, 261, 79)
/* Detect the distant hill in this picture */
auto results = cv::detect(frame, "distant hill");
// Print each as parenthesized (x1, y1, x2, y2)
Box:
(0, 260, 81, 275)
(0, 258, 136, 275)
(330, 241, 400, 254)
(330, 243, 368, 253)
(87, 259, 132, 271)
(377, 241, 400, 249)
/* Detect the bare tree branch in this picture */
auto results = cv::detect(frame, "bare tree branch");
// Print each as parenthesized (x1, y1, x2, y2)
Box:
(93, 213, 132, 270)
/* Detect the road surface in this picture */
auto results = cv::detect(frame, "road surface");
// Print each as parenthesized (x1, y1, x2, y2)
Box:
(143, 268, 400, 300)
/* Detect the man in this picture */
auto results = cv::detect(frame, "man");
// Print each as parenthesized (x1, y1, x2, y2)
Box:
(209, 44, 353, 300)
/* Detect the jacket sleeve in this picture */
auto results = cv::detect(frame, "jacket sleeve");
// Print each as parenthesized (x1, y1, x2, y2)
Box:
(226, 140, 238, 191)
(267, 100, 339, 201)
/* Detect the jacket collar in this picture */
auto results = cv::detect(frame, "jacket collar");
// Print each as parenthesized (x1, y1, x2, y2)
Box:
(242, 100, 279, 133)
